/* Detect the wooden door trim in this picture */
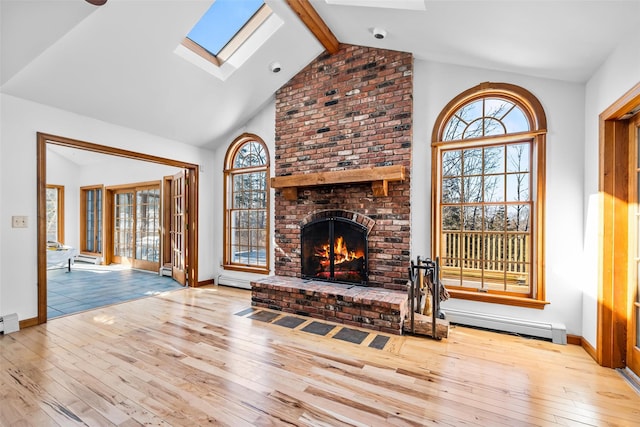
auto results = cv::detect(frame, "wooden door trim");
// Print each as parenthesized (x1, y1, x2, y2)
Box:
(598, 81, 640, 367)
(628, 113, 640, 375)
(37, 132, 200, 325)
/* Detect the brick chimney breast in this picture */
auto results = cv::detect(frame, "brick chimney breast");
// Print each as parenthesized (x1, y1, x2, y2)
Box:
(274, 44, 413, 291)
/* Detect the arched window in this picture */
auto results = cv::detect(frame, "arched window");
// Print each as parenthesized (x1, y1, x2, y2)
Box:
(432, 83, 547, 308)
(223, 134, 270, 273)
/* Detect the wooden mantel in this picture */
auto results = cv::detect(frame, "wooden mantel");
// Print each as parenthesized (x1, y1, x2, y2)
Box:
(270, 165, 405, 200)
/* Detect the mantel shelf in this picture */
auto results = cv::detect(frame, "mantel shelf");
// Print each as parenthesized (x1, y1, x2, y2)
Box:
(270, 165, 405, 200)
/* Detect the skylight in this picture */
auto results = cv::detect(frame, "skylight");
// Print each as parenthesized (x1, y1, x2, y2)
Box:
(185, 0, 265, 64)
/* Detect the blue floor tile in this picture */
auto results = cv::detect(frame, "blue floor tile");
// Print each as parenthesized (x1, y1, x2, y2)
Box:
(47, 265, 183, 319)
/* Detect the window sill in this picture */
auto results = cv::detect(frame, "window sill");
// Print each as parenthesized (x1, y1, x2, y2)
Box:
(222, 264, 270, 275)
(448, 289, 549, 309)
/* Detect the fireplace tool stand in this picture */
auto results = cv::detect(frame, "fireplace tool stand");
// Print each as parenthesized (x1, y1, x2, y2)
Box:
(405, 256, 449, 339)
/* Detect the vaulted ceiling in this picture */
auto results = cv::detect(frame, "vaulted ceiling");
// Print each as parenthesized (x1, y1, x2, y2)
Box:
(2, 0, 639, 150)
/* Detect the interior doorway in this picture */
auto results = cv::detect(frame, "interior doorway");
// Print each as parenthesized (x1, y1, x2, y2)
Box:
(37, 133, 200, 325)
(599, 82, 640, 380)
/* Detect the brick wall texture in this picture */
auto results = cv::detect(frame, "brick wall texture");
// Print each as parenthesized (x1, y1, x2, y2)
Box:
(274, 44, 413, 290)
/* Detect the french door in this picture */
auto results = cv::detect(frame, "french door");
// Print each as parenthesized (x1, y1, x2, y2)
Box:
(112, 183, 161, 272)
(629, 113, 640, 376)
(170, 171, 188, 285)
(81, 186, 103, 255)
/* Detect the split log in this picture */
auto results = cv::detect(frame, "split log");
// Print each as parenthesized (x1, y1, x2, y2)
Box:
(403, 312, 449, 339)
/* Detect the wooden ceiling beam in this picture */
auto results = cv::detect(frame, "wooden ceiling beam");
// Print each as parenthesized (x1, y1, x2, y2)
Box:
(286, 0, 340, 54)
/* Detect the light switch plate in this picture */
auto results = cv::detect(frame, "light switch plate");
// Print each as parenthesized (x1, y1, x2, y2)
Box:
(12, 216, 28, 228)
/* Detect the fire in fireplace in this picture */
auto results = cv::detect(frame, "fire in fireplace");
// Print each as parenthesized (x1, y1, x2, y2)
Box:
(301, 217, 368, 284)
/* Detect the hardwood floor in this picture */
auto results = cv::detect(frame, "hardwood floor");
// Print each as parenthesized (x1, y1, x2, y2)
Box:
(1, 286, 639, 426)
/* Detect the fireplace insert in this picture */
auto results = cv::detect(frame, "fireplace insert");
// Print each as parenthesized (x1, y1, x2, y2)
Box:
(301, 217, 368, 284)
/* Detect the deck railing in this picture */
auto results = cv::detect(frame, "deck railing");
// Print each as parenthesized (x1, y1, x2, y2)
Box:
(441, 232, 530, 279)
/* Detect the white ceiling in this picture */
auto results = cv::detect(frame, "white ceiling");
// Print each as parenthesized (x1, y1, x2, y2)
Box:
(2, 0, 639, 151)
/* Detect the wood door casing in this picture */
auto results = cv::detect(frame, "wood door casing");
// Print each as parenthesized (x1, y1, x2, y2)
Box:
(628, 113, 640, 376)
(37, 132, 199, 326)
(598, 81, 640, 368)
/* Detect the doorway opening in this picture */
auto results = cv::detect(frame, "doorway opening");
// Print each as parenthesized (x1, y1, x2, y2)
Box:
(37, 133, 199, 324)
(598, 82, 640, 380)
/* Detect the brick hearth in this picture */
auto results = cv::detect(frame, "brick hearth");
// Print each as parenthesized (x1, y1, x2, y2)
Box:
(251, 275, 409, 335)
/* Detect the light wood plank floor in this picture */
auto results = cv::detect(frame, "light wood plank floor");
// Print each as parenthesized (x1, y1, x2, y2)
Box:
(1, 285, 639, 426)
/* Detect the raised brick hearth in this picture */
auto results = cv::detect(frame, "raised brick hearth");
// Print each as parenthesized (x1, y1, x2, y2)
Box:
(251, 276, 408, 335)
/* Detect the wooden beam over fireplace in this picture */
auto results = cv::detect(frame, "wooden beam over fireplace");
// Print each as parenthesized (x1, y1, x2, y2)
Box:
(270, 165, 405, 200)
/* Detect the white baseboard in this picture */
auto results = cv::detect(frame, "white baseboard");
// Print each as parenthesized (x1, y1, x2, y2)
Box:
(444, 308, 567, 344)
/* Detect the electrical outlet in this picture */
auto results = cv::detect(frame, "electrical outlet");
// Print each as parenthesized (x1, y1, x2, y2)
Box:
(12, 216, 28, 228)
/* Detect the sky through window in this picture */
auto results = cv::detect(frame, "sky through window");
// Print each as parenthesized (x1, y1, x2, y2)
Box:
(187, 0, 264, 56)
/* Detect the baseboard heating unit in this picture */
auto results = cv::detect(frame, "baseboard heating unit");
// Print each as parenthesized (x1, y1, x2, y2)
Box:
(217, 275, 251, 290)
(444, 308, 567, 344)
(74, 254, 101, 264)
(0, 313, 20, 335)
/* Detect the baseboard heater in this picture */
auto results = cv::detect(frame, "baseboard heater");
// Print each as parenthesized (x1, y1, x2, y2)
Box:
(159, 264, 172, 277)
(216, 275, 252, 290)
(444, 308, 567, 344)
(0, 313, 20, 335)
(74, 254, 101, 264)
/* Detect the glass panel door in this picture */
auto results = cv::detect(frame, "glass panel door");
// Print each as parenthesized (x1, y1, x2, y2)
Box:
(171, 171, 187, 285)
(112, 186, 161, 272)
(136, 188, 160, 263)
(82, 187, 103, 254)
(114, 191, 134, 261)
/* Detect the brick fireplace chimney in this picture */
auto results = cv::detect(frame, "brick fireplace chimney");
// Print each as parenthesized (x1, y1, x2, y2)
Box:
(274, 44, 413, 291)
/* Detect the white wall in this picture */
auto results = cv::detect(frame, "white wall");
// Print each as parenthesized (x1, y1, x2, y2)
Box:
(0, 94, 216, 321)
(412, 60, 586, 336)
(582, 38, 640, 348)
(211, 97, 276, 289)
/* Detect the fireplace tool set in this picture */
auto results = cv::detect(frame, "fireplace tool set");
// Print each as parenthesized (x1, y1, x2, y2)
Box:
(405, 256, 450, 339)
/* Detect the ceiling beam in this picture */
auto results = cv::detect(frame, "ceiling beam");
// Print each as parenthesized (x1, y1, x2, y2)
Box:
(286, 0, 340, 54)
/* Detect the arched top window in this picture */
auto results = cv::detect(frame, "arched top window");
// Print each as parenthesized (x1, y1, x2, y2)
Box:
(434, 82, 546, 143)
(223, 133, 270, 273)
(432, 82, 547, 309)
(226, 137, 269, 170)
(442, 97, 530, 140)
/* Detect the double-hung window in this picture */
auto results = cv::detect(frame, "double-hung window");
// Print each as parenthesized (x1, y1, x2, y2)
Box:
(432, 83, 547, 307)
(223, 134, 269, 273)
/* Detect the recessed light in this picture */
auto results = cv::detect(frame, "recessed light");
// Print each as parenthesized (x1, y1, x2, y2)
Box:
(270, 62, 282, 73)
(372, 28, 387, 40)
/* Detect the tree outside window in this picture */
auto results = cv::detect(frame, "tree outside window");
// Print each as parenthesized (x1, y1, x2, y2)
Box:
(46, 185, 64, 243)
(433, 83, 546, 306)
(223, 134, 270, 273)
